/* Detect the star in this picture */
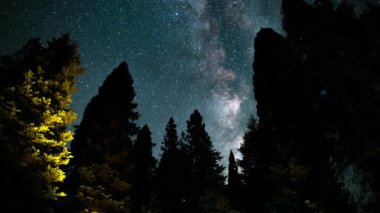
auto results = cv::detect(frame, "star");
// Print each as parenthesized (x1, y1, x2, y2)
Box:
(0, 0, 286, 164)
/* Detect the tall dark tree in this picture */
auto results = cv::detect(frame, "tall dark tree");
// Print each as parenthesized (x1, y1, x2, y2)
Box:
(0, 34, 84, 212)
(183, 110, 227, 212)
(131, 125, 156, 213)
(281, 1, 379, 211)
(238, 116, 275, 212)
(162, 117, 179, 153)
(154, 117, 193, 213)
(241, 0, 380, 212)
(227, 150, 241, 210)
(252, 22, 354, 213)
(70, 61, 138, 166)
(354, 4, 380, 212)
(185, 110, 224, 188)
(227, 151, 239, 189)
(68, 61, 138, 212)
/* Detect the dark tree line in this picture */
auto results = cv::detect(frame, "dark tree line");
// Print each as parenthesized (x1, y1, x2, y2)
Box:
(0, 34, 231, 212)
(1, 0, 380, 212)
(235, 0, 380, 212)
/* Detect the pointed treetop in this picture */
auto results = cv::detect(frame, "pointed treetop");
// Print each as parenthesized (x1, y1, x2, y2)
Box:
(98, 61, 134, 96)
(228, 150, 239, 186)
(136, 124, 154, 147)
(140, 124, 150, 134)
(168, 117, 175, 124)
(229, 150, 236, 160)
(188, 109, 205, 127)
(162, 117, 179, 152)
(228, 150, 238, 173)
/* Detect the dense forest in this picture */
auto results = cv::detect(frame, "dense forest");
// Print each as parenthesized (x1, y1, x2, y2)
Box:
(1, 0, 380, 212)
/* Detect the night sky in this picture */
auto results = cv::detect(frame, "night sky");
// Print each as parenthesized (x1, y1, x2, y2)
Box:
(0, 0, 366, 164)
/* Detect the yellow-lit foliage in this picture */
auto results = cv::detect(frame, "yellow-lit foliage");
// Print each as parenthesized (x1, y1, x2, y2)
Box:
(0, 35, 84, 211)
(77, 164, 131, 213)
(5, 67, 78, 199)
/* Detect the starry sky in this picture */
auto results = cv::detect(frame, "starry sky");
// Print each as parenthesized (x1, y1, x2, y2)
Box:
(0, 0, 288, 164)
(0, 0, 367, 164)
(0, 0, 285, 163)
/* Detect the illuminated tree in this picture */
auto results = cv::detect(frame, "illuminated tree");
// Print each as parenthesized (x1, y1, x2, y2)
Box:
(0, 34, 84, 211)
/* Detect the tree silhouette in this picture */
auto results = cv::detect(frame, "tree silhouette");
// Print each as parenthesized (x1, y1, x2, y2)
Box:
(68, 61, 138, 212)
(241, 0, 380, 212)
(227, 150, 242, 211)
(70, 61, 138, 166)
(238, 116, 275, 212)
(162, 117, 179, 153)
(131, 125, 156, 213)
(227, 151, 239, 191)
(185, 110, 224, 188)
(183, 109, 226, 212)
(0, 34, 84, 212)
(154, 117, 193, 213)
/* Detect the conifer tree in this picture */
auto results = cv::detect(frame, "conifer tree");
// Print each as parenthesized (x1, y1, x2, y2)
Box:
(185, 110, 224, 187)
(183, 110, 225, 211)
(238, 117, 275, 212)
(227, 151, 239, 187)
(162, 117, 178, 153)
(154, 117, 193, 213)
(131, 125, 156, 213)
(251, 22, 354, 213)
(0, 34, 84, 212)
(69, 61, 138, 212)
(227, 150, 242, 210)
(242, 0, 380, 211)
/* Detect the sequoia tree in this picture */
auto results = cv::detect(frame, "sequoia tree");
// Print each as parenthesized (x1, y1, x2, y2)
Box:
(69, 61, 138, 212)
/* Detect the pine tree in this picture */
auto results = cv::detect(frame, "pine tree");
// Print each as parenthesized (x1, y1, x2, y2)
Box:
(183, 110, 225, 212)
(238, 117, 276, 212)
(185, 110, 224, 187)
(227, 151, 239, 187)
(154, 117, 193, 213)
(162, 117, 179, 153)
(131, 125, 156, 213)
(227, 150, 242, 210)
(0, 34, 84, 212)
(69, 61, 138, 212)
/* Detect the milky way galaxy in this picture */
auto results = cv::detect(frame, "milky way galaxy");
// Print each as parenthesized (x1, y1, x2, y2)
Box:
(0, 0, 283, 165)
(183, 0, 283, 163)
